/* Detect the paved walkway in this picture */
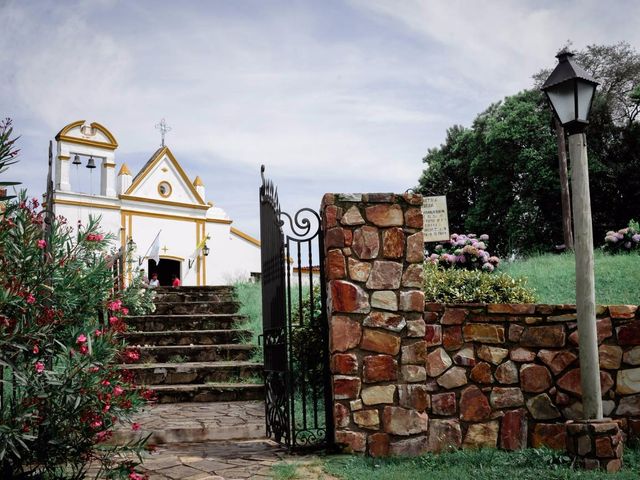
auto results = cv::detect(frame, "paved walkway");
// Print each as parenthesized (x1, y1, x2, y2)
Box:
(113, 401, 266, 444)
(139, 440, 288, 479)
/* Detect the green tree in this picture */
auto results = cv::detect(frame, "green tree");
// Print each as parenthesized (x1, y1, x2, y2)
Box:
(420, 42, 640, 255)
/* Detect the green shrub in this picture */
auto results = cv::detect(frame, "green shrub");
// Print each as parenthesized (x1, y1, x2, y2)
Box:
(423, 263, 536, 304)
(0, 193, 151, 479)
(604, 220, 640, 253)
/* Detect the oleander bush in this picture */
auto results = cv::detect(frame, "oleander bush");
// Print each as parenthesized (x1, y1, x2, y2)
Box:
(426, 233, 501, 272)
(604, 220, 640, 254)
(0, 129, 152, 479)
(423, 262, 536, 304)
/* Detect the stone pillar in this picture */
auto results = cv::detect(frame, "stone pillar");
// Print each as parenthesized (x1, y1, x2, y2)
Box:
(321, 192, 426, 456)
(566, 419, 623, 472)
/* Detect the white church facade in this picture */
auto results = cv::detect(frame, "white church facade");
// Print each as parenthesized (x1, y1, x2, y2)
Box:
(51, 120, 261, 286)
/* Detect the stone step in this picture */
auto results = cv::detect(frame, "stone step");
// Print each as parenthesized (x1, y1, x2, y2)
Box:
(138, 344, 256, 363)
(154, 286, 236, 304)
(123, 329, 251, 346)
(110, 401, 266, 445)
(127, 313, 245, 332)
(151, 383, 264, 403)
(153, 301, 240, 315)
(122, 361, 263, 385)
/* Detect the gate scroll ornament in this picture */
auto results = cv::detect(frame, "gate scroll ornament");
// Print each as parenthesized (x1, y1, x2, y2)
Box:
(259, 166, 334, 450)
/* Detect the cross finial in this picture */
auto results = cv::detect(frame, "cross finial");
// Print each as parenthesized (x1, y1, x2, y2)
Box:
(155, 118, 172, 147)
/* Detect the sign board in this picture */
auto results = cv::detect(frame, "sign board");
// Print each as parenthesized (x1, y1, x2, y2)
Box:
(422, 195, 450, 242)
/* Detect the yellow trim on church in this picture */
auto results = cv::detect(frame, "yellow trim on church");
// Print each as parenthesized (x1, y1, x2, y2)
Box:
(55, 120, 119, 150)
(53, 199, 121, 211)
(230, 227, 261, 247)
(193, 176, 204, 186)
(124, 146, 206, 205)
(118, 163, 132, 176)
(120, 194, 210, 210)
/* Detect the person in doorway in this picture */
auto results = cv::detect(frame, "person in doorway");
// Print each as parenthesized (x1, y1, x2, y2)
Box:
(149, 273, 160, 288)
(171, 274, 181, 288)
(139, 268, 149, 287)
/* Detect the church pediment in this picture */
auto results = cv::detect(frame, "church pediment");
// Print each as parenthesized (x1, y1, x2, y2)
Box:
(55, 120, 118, 150)
(123, 147, 206, 207)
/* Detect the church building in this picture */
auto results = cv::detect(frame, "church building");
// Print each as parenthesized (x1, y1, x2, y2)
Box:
(51, 120, 261, 286)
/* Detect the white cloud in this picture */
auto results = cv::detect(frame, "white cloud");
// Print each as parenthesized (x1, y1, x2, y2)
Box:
(1, 0, 640, 236)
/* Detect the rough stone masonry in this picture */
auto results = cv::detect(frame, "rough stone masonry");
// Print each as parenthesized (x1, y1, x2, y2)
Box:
(321, 192, 638, 471)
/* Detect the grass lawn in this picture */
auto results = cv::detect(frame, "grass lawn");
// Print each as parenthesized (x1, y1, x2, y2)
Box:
(501, 251, 640, 305)
(271, 447, 640, 480)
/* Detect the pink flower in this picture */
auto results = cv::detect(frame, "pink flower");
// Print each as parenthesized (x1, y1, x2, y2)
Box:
(109, 316, 119, 325)
(77, 334, 87, 344)
(113, 385, 125, 396)
(33, 344, 39, 354)
(90, 419, 103, 429)
(26, 294, 36, 304)
(37, 239, 47, 249)
(95, 329, 103, 337)
(95, 430, 112, 443)
(79, 345, 89, 355)
(35, 362, 45, 373)
(121, 307, 129, 316)
(131, 422, 141, 431)
(129, 473, 145, 480)
(107, 299, 122, 311)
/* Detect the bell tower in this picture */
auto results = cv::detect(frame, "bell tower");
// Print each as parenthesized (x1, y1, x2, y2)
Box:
(54, 120, 119, 197)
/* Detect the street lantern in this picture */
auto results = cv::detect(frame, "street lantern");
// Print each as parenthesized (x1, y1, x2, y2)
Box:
(542, 51, 602, 421)
(203, 243, 210, 257)
(542, 51, 599, 134)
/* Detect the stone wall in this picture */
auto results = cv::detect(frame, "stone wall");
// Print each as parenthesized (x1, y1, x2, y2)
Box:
(322, 192, 640, 459)
(422, 302, 640, 454)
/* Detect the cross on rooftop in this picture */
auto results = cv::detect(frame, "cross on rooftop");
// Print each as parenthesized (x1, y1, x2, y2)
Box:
(155, 118, 172, 147)
(161, 246, 169, 253)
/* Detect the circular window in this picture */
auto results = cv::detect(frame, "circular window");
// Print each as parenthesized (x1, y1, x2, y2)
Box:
(158, 181, 172, 198)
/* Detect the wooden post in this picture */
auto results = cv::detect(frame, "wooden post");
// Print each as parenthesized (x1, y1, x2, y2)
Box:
(555, 119, 574, 250)
(568, 132, 602, 420)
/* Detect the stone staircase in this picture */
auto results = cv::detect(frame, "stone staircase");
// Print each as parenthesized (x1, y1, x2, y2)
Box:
(122, 286, 264, 403)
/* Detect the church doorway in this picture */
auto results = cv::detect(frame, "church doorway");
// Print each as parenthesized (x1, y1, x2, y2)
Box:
(148, 258, 181, 287)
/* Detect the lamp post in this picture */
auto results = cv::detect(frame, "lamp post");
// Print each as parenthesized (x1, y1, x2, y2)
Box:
(542, 51, 601, 420)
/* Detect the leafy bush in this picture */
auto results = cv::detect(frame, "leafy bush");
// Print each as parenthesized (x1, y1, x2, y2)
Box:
(423, 263, 536, 304)
(0, 194, 152, 479)
(604, 220, 640, 253)
(427, 233, 501, 272)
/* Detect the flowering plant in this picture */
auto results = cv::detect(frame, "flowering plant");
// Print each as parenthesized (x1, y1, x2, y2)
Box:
(0, 193, 153, 478)
(603, 220, 640, 254)
(426, 233, 501, 272)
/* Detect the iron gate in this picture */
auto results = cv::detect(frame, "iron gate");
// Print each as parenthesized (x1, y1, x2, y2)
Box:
(259, 166, 334, 450)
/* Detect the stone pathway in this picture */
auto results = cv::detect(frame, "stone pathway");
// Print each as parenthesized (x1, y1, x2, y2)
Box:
(139, 440, 286, 479)
(113, 401, 266, 444)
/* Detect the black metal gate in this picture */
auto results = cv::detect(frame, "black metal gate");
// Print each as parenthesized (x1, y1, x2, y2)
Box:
(259, 166, 334, 450)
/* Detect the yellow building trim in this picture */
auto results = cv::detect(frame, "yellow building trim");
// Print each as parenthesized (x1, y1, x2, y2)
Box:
(55, 120, 118, 149)
(124, 146, 206, 204)
(121, 209, 200, 224)
(201, 222, 207, 285)
(120, 211, 126, 288)
(195, 221, 200, 286)
(157, 254, 185, 261)
(128, 214, 133, 284)
(206, 217, 233, 225)
(118, 163, 132, 176)
(193, 175, 204, 186)
(58, 155, 70, 161)
(230, 226, 261, 247)
(103, 163, 116, 169)
(120, 194, 210, 210)
(53, 198, 121, 211)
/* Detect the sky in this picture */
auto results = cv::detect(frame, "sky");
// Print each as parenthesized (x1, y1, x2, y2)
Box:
(2, 0, 640, 238)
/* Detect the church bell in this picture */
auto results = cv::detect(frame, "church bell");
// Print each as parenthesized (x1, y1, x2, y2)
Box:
(72, 153, 81, 165)
(86, 156, 96, 169)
